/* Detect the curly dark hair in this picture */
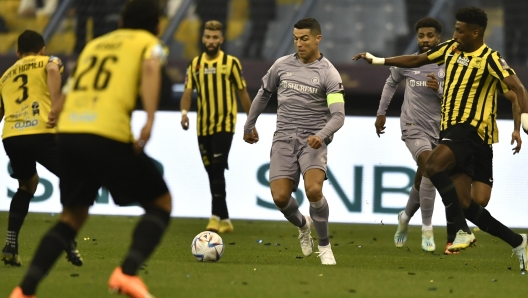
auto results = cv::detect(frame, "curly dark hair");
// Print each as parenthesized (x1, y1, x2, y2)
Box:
(455, 7, 487, 31)
(17, 30, 45, 54)
(294, 18, 321, 35)
(414, 17, 442, 34)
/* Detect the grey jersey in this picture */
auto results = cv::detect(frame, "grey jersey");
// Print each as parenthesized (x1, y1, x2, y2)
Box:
(245, 54, 344, 141)
(377, 60, 444, 140)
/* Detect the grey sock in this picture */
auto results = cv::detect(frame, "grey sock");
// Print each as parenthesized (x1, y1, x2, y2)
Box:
(419, 177, 436, 227)
(309, 196, 330, 246)
(403, 185, 420, 221)
(278, 196, 305, 228)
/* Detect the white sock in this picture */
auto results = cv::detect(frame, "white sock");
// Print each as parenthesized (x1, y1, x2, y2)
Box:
(401, 212, 410, 223)
(422, 225, 433, 231)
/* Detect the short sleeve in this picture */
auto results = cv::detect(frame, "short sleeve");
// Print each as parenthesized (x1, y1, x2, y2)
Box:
(230, 57, 246, 90)
(426, 39, 455, 65)
(48, 56, 64, 73)
(184, 61, 194, 90)
(325, 65, 344, 95)
(487, 52, 515, 80)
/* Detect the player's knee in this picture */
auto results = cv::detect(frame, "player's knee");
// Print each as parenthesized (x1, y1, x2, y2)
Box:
(60, 206, 89, 231)
(424, 160, 443, 178)
(271, 189, 291, 208)
(459, 197, 472, 210)
(305, 184, 323, 202)
(150, 191, 172, 213)
(473, 196, 490, 207)
(18, 173, 39, 194)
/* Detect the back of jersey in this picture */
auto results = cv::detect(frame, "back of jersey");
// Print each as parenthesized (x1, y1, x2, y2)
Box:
(0, 55, 62, 139)
(59, 29, 166, 143)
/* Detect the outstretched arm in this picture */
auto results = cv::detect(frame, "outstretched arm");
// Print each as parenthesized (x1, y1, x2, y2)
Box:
(352, 52, 432, 68)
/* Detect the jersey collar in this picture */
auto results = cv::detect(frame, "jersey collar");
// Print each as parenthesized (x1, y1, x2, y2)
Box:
(202, 50, 224, 63)
(463, 43, 487, 56)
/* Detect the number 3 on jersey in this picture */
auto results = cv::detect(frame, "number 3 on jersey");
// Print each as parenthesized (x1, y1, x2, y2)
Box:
(14, 74, 29, 104)
(73, 55, 118, 91)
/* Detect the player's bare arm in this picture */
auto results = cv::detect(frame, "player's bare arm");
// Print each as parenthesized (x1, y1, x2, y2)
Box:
(352, 52, 431, 68)
(46, 62, 62, 128)
(503, 75, 528, 134)
(237, 87, 258, 139)
(179, 88, 193, 130)
(503, 90, 522, 154)
(137, 58, 161, 152)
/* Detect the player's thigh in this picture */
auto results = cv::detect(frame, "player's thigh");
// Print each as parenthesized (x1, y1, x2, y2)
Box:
(98, 139, 169, 206)
(58, 134, 102, 207)
(298, 142, 327, 178)
(197, 135, 213, 168)
(438, 124, 481, 169)
(269, 139, 301, 191)
(34, 134, 61, 177)
(472, 143, 493, 206)
(211, 132, 234, 169)
(3, 135, 38, 180)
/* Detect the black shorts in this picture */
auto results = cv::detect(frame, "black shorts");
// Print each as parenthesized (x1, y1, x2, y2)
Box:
(58, 134, 169, 207)
(439, 123, 484, 178)
(473, 143, 493, 187)
(3, 134, 59, 180)
(197, 132, 234, 169)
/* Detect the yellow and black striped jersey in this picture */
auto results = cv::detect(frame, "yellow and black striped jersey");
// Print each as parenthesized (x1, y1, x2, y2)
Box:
(184, 50, 246, 136)
(427, 39, 515, 142)
(0, 55, 63, 139)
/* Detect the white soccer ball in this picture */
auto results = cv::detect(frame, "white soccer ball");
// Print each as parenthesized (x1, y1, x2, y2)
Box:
(191, 231, 225, 262)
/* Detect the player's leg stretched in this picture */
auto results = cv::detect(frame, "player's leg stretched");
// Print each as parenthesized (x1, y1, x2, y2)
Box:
(109, 192, 172, 297)
(304, 169, 335, 265)
(271, 179, 313, 256)
(12, 206, 88, 297)
(419, 176, 436, 251)
(2, 174, 38, 267)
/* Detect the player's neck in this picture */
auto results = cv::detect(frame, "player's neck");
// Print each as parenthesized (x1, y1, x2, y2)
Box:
(300, 51, 321, 64)
(204, 50, 222, 61)
(19, 53, 38, 58)
(464, 41, 484, 53)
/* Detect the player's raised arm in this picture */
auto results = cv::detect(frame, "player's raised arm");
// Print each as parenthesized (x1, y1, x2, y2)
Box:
(352, 52, 431, 68)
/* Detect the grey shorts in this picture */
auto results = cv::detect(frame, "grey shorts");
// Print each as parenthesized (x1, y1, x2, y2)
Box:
(269, 134, 327, 191)
(402, 128, 438, 163)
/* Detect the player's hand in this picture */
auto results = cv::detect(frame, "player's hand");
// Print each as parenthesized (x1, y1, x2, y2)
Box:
(426, 73, 439, 92)
(511, 130, 522, 154)
(243, 130, 259, 144)
(351, 52, 372, 64)
(134, 122, 152, 154)
(307, 135, 323, 149)
(375, 115, 386, 137)
(252, 127, 259, 142)
(47, 111, 58, 128)
(181, 114, 189, 130)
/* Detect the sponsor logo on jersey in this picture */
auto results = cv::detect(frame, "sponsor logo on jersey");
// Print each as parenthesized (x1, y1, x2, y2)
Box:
(457, 56, 470, 67)
(280, 80, 318, 94)
(13, 119, 39, 130)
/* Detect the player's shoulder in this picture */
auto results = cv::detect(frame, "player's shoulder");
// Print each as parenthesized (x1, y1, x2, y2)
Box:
(319, 55, 340, 74)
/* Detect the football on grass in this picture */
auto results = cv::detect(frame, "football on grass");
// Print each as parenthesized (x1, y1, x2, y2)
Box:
(191, 231, 224, 262)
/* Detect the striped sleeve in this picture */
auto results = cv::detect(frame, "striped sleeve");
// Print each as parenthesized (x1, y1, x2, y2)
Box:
(184, 60, 194, 90)
(426, 40, 454, 65)
(487, 52, 515, 80)
(230, 57, 246, 90)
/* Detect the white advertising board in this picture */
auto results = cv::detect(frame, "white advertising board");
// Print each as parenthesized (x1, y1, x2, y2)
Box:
(1, 112, 527, 227)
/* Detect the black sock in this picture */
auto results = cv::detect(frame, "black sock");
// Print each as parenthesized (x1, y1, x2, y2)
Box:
(20, 222, 77, 295)
(121, 207, 170, 276)
(210, 164, 229, 219)
(6, 189, 34, 248)
(445, 206, 457, 243)
(429, 172, 471, 234)
(464, 201, 523, 248)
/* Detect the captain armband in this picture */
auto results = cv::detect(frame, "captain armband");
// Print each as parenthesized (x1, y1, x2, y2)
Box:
(327, 93, 344, 106)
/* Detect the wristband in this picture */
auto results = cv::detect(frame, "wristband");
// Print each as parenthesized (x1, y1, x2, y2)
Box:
(365, 52, 385, 65)
(181, 109, 188, 116)
(521, 113, 528, 131)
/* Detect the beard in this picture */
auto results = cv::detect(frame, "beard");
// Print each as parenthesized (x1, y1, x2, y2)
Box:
(205, 45, 220, 56)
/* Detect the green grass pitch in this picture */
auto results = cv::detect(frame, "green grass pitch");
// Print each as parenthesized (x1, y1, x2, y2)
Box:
(1, 212, 528, 297)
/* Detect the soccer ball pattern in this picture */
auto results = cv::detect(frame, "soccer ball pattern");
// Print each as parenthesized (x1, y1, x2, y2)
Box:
(191, 231, 225, 262)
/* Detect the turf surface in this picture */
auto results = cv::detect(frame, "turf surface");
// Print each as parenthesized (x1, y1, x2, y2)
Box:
(1, 212, 527, 297)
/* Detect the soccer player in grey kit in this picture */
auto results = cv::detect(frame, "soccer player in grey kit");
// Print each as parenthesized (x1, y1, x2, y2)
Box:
(243, 18, 345, 265)
(375, 17, 444, 252)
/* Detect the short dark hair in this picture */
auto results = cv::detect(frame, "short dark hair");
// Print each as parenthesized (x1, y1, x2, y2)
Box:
(455, 7, 487, 31)
(204, 20, 223, 32)
(294, 18, 321, 35)
(121, 0, 160, 35)
(17, 30, 45, 55)
(414, 17, 442, 34)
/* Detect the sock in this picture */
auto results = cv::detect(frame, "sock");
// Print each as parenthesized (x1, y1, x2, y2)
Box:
(429, 172, 471, 234)
(121, 207, 171, 276)
(309, 196, 330, 246)
(402, 186, 419, 223)
(419, 177, 435, 229)
(464, 201, 523, 248)
(445, 206, 457, 243)
(20, 222, 77, 295)
(6, 189, 34, 248)
(278, 196, 306, 228)
(210, 165, 229, 219)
